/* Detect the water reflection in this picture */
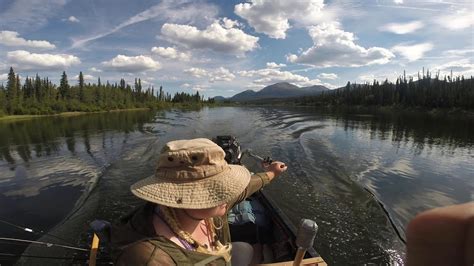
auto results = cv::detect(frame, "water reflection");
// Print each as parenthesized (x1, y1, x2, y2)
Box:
(0, 110, 157, 165)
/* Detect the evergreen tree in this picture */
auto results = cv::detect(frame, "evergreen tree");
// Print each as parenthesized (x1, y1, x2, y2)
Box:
(59, 71, 70, 100)
(6, 67, 17, 114)
(78, 71, 85, 101)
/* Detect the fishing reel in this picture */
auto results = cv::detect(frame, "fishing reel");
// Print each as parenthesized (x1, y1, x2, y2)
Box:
(213, 136, 243, 165)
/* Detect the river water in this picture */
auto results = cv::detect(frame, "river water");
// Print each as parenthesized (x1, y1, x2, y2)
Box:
(0, 107, 472, 265)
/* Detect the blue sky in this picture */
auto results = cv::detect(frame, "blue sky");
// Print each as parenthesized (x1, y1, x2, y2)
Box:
(0, 0, 472, 97)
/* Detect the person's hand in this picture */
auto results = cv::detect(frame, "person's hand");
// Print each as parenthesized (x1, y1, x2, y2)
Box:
(406, 201, 474, 266)
(262, 161, 287, 180)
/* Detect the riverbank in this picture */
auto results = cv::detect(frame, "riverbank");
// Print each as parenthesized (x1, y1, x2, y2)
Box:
(0, 108, 151, 122)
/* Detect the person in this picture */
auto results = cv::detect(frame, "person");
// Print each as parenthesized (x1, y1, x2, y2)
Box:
(406, 201, 474, 266)
(110, 138, 287, 265)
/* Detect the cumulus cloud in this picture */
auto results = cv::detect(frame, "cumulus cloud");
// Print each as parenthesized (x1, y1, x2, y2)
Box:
(394, 0, 403, 4)
(0, 31, 55, 49)
(89, 67, 102, 72)
(184, 67, 235, 82)
(161, 20, 259, 55)
(238, 67, 327, 87)
(6, 50, 80, 70)
(102, 55, 161, 72)
(151, 46, 191, 61)
(266, 62, 286, 69)
(234, 0, 327, 39)
(392, 43, 433, 61)
(318, 73, 338, 80)
(68, 16, 80, 23)
(71, 0, 219, 48)
(379, 21, 424, 34)
(74, 74, 95, 80)
(209, 67, 235, 82)
(436, 8, 473, 30)
(181, 83, 209, 91)
(184, 67, 208, 78)
(287, 23, 394, 67)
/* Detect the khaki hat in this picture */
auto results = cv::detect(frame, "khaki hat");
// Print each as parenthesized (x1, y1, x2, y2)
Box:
(131, 138, 251, 209)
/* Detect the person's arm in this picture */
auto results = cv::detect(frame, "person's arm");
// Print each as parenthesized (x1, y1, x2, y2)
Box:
(406, 202, 474, 266)
(230, 161, 287, 208)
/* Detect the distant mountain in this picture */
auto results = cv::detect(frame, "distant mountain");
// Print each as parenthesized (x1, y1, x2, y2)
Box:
(229, 89, 257, 102)
(212, 96, 227, 102)
(228, 82, 329, 102)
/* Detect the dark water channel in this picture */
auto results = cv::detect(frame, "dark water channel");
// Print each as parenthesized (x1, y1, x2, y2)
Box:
(0, 107, 472, 265)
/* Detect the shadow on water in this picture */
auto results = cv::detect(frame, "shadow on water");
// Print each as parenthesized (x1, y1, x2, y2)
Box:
(1, 106, 472, 265)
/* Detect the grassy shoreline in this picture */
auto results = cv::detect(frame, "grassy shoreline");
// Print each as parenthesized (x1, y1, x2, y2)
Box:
(0, 107, 151, 122)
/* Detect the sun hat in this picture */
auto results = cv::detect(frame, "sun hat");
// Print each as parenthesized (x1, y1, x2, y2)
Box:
(130, 138, 251, 209)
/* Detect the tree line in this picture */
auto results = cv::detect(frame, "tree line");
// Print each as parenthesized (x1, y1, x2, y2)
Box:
(0, 67, 207, 116)
(294, 70, 473, 110)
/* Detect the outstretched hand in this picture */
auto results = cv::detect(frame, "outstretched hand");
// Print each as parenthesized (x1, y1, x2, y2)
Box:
(262, 161, 287, 180)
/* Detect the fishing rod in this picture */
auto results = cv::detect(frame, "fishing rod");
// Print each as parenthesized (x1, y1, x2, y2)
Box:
(0, 218, 78, 246)
(0, 237, 88, 252)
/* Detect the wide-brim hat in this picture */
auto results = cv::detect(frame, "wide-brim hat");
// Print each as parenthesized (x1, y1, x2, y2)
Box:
(131, 138, 251, 209)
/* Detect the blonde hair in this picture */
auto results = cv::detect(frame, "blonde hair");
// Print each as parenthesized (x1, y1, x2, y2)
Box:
(159, 206, 232, 261)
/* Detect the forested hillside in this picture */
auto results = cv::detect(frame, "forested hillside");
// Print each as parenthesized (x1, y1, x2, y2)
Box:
(0, 67, 206, 116)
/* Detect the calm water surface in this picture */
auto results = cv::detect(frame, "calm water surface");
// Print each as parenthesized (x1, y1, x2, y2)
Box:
(0, 107, 472, 265)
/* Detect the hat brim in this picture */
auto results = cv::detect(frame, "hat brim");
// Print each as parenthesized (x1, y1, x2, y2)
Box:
(130, 165, 251, 209)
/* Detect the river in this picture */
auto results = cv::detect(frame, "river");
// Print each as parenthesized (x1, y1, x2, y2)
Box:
(0, 107, 472, 265)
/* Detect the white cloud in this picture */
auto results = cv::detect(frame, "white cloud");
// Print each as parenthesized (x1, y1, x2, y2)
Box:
(443, 49, 474, 57)
(0, 73, 8, 82)
(151, 46, 191, 61)
(71, 0, 219, 48)
(184, 67, 235, 82)
(379, 21, 424, 34)
(221, 17, 241, 29)
(209, 67, 235, 82)
(318, 73, 338, 80)
(287, 23, 394, 67)
(234, 0, 328, 39)
(89, 67, 102, 72)
(0, 31, 56, 49)
(184, 67, 208, 78)
(0, 0, 67, 29)
(6, 50, 80, 70)
(238, 67, 325, 87)
(392, 43, 433, 61)
(161, 20, 259, 55)
(68, 16, 80, 23)
(394, 0, 403, 4)
(266, 62, 286, 69)
(74, 74, 95, 80)
(102, 55, 161, 72)
(433, 59, 474, 77)
(436, 8, 474, 30)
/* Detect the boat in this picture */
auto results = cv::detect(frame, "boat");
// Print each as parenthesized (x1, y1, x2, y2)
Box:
(4, 136, 327, 265)
(87, 136, 326, 265)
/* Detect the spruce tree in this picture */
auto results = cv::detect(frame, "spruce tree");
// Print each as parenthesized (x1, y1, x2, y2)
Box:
(78, 71, 84, 102)
(59, 71, 69, 99)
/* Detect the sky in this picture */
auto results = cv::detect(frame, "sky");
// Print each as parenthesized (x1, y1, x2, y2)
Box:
(0, 0, 473, 98)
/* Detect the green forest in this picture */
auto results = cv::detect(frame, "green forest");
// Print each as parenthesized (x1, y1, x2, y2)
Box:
(294, 71, 473, 110)
(0, 67, 207, 116)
